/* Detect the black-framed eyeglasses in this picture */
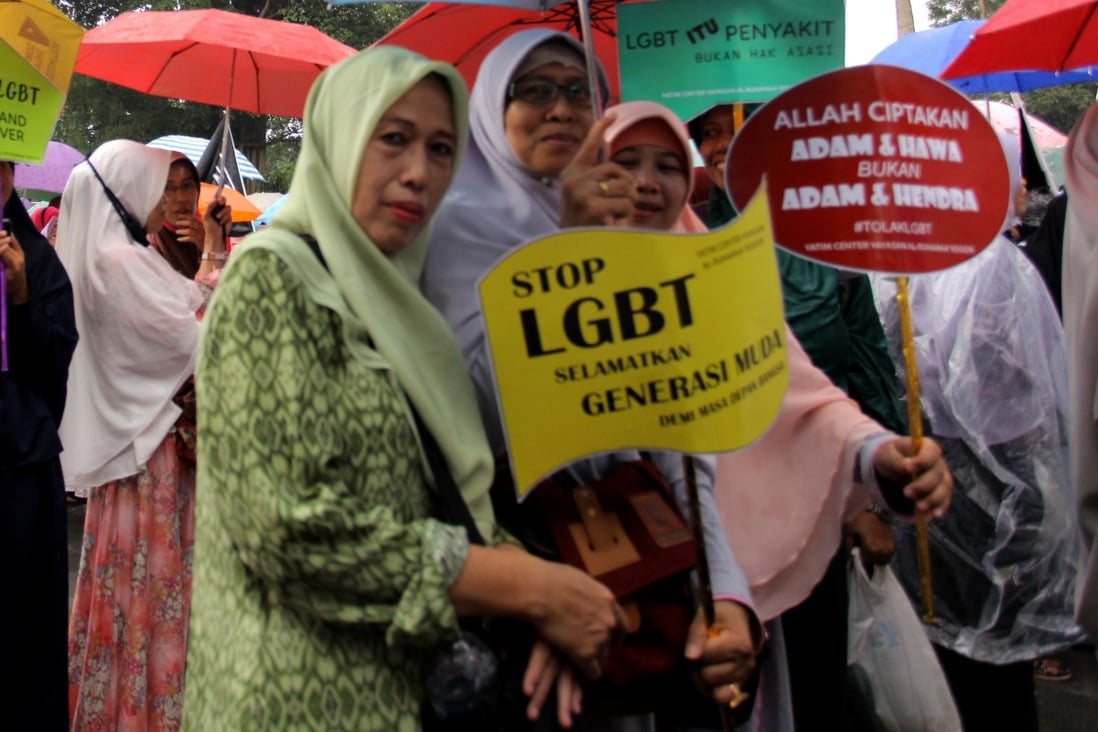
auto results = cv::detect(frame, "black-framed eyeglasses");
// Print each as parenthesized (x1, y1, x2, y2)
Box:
(508, 77, 594, 107)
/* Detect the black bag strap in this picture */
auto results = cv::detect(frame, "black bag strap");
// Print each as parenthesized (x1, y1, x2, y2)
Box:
(410, 404, 486, 547)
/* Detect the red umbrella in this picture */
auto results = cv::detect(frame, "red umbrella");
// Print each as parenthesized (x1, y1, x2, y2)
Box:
(76, 9, 355, 192)
(943, 0, 1098, 78)
(75, 9, 356, 118)
(372, 1, 642, 104)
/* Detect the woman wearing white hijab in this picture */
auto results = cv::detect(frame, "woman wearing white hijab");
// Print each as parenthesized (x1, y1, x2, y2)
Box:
(58, 139, 227, 730)
(422, 31, 768, 723)
(184, 47, 627, 731)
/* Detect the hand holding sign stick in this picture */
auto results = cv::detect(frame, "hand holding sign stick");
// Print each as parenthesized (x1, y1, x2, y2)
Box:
(725, 64, 1010, 629)
(895, 276, 937, 623)
(683, 455, 745, 732)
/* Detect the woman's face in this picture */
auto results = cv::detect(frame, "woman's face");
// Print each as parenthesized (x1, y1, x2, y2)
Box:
(504, 62, 594, 180)
(162, 162, 199, 225)
(697, 105, 736, 191)
(351, 76, 457, 255)
(611, 143, 689, 231)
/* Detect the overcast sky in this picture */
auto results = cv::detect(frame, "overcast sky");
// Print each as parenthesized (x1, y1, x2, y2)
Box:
(845, 0, 931, 66)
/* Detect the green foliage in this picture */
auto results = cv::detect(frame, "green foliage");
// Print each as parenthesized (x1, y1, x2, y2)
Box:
(54, 0, 422, 189)
(1024, 84, 1098, 134)
(926, 0, 1005, 25)
(925, 0, 1096, 134)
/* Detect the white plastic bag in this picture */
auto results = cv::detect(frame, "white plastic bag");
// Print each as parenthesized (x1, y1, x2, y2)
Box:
(847, 549, 962, 732)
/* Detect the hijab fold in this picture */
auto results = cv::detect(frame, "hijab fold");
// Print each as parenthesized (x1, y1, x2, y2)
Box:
(228, 47, 497, 539)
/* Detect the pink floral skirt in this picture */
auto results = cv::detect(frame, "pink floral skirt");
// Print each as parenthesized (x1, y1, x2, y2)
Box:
(68, 438, 195, 731)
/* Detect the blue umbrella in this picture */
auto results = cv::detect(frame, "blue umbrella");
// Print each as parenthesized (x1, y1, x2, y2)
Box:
(148, 134, 265, 182)
(253, 192, 287, 228)
(870, 19, 1096, 93)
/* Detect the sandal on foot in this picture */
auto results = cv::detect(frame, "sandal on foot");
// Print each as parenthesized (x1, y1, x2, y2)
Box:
(1034, 657, 1073, 682)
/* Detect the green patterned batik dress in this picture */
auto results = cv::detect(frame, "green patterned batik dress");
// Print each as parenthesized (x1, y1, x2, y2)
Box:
(183, 246, 471, 731)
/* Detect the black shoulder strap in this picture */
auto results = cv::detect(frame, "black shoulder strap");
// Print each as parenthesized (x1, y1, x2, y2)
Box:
(293, 231, 483, 545)
(410, 405, 486, 547)
(299, 234, 327, 270)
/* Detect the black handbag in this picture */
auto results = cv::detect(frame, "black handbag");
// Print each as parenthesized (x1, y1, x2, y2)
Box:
(411, 407, 564, 732)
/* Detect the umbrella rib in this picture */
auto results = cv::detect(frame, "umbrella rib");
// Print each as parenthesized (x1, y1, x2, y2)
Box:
(1060, 6, 1098, 70)
(145, 41, 201, 95)
(244, 50, 259, 115)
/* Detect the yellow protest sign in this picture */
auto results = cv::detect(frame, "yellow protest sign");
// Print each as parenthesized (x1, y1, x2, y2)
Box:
(0, 0, 84, 163)
(479, 188, 788, 497)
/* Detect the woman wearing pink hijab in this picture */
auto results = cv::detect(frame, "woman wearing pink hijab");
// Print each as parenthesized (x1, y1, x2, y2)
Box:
(597, 100, 954, 728)
(599, 100, 950, 617)
(601, 101, 707, 234)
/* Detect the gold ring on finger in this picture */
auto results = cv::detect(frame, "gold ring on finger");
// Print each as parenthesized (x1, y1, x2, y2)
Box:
(598, 180, 610, 196)
(728, 682, 749, 709)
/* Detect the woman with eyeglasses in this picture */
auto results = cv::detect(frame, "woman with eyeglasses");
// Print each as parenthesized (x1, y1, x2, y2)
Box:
(149, 155, 233, 279)
(57, 141, 227, 731)
(422, 30, 761, 727)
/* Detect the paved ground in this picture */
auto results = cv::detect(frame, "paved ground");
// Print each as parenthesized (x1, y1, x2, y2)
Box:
(65, 499, 1098, 729)
(1036, 644, 1098, 732)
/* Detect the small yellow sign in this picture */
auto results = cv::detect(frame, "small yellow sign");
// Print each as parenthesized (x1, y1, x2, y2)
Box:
(0, 0, 84, 163)
(0, 43, 65, 163)
(479, 188, 789, 497)
(0, 0, 83, 94)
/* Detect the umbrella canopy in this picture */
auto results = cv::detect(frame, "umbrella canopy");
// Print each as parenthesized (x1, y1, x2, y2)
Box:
(74, 9, 356, 118)
(199, 183, 260, 223)
(944, 0, 1098, 78)
(372, 1, 636, 103)
(253, 193, 288, 227)
(980, 99, 1069, 187)
(334, 0, 571, 6)
(246, 191, 285, 212)
(13, 140, 85, 194)
(872, 19, 1097, 93)
(148, 135, 265, 182)
(0, 0, 84, 163)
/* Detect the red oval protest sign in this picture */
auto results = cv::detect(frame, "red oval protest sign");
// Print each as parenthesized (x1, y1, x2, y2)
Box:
(726, 65, 1009, 274)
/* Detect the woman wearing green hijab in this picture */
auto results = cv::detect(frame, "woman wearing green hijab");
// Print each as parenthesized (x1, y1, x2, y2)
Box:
(183, 47, 624, 731)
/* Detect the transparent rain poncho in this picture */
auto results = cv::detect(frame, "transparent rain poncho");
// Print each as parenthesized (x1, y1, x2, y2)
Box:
(872, 238, 1083, 663)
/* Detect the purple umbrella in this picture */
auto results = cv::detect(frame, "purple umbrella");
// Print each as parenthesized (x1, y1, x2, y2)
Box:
(13, 141, 86, 194)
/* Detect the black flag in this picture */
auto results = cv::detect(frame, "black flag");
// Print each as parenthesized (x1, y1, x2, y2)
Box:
(197, 115, 247, 192)
(1017, 105, 1053, 192)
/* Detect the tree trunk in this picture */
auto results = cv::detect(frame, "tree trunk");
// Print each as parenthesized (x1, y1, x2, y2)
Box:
(896, 0, 916, 36)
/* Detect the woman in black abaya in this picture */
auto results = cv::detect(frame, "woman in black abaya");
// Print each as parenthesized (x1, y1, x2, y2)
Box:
(0, 159, 79, 731)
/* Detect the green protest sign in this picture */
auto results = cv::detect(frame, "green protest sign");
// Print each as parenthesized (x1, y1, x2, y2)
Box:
(617, 0, 845, 121)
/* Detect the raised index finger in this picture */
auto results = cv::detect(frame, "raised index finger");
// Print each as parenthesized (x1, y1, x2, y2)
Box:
(561, 112, 617, 180)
